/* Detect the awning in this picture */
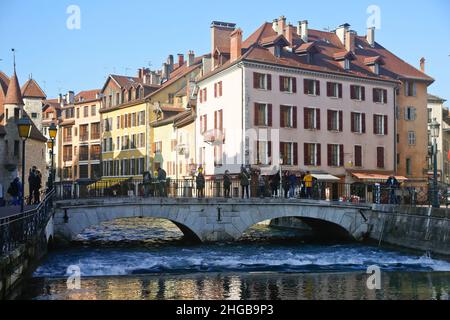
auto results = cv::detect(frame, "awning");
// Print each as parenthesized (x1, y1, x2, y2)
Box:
(312, 174, 341, 182)
(351, 173, 408, 183)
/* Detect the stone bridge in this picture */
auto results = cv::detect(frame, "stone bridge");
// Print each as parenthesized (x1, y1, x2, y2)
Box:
(54, 197, 373, 242)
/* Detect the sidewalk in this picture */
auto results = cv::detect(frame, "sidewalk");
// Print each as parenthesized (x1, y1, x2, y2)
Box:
(0, 204, 38, 219)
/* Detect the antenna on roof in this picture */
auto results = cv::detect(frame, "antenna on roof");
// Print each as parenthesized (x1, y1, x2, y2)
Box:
(323, 26, 331, 32)
(11, 48, 16, 71)
(148, 61, 152, 68)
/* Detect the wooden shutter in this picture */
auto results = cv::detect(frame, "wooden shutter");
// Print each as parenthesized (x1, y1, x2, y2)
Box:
(293, 106, 297, 128)
(327, 144, 332, 166)
(339, 145, 344, 167)
(268, 104, 273, 127)
(351, 112, 355, 132)
(384, 115, 388, 135)
(317, 144, 321, 166)
(254, 103, 259, 126)
(327, 110, 332, 131)
(219, 82, 222, 96)
(304, 143, 309, 166)
(219, 110, 223, 130)
(327, 82, 332, 97)
(204, 88, 207, 101)
(361, 86, 366, 101)
(316, 109, 321, 130)
(362, 113, 366, 133)
(253, 72, 258, 89)
(293, 143, 298, 166)
(292, 77, 297, 93)
(373, 88, 379, 102)
(267, 74, 272, 90)
(214, 111, 217, 129)
(304, 79, 308, 94)
(339, 111, 343, 131)
(383, 90, 388, 104)
(355, 146, 362, 167)
(316, 80, 320, 95)
(350, 85, 356, 100)
(280, 106, 285, 128)
(338, 84, 343, 98)
(279, 76, 284, 92)
(377, 147, 384, 168)
(268, 141, 272, 164)
(304, 107, 309, 129)
(204, 115, 207, 132)
(200, 115, 203, 133)
(214, 83, 217, 98)
(200, 89, 203, 103)
(373, 115, 377, 134)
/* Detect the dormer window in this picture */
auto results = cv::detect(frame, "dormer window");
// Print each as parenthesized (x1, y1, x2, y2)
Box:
(364, 56, 384, 75)
(373, 63, 379, 75)
(344, 59, 351, 70)
(333, 51, 355, 70)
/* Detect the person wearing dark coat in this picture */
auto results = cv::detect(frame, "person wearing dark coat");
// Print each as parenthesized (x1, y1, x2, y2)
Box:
(223, 170, 232, 198)
(196, 170, 205, 198)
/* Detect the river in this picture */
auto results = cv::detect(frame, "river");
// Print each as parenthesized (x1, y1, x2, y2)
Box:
(20, 218, 450, 300)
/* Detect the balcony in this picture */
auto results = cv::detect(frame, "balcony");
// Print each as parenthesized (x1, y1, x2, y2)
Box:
(63, 136, 72, 143)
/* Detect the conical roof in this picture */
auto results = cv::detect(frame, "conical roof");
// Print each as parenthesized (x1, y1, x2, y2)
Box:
(4, 70, 24, 105)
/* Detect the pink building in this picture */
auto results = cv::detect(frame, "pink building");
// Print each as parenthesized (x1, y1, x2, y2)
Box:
(196, 18, 415, 183)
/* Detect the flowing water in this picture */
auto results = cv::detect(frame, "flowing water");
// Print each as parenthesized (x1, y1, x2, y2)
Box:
(20, 218, 450, 300)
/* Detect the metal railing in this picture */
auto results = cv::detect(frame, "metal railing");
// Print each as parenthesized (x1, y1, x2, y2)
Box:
(54, 178, 449, 207)
(0, 190, 55, 256)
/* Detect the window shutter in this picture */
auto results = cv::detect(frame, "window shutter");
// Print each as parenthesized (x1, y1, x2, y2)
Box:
(384, 115, 388, 135)
(413, 108, 416, 120)
(373, 115, 377, 134)
(412, 82, 416, 97)
(377, 147, 384, 168)
(214, 111, 217, 129)
(279, 76, 284, 92)
(254, 103, 259, 126)
(373, 88, 379, 102)
(351, 113, 355, 132)
(219, 110, 223, 130)
(267, 74, 272, 90)
(355, 146, 362, 167)
(316, 109, 321, 130)
(200, 89, 203, 103)
(200, 116, 203, 133)
(253, 73, 258, 89)
(361, 87, 366, 101)
(214, 83, 217, 98)
(350, 85, 356, 100)
(204, 115, 207, 132)
(268, 141, 272, 164)
(293, 106, 297, 128)
(293, 143, 298, 166)
(362, 113, 366, 133)
(204, 88, 207, 101)
(256, 141, 260, 164)
(268, 104, 273, 127)
(338, 84, 343, 98)
(280, 106, 285, 128)
(316, 80, 321, 95)
(317, 144, 321, 166)
(304, 143, 309, 166)
(339, 110, 343, 131)
(327, 110, 332, 131)
(339, 145, 344, 166)
(219, 82, 223, 96)
(151, 142, 156, 154)
(292, 77, 297, 93)
(304, 107, 309, 129)
(280, 142, 285, 163)
(327, 82, 332, 97)
(327, 144, 332, 166)
(304, 79, 308, 94)
(383, 90, 388, 103)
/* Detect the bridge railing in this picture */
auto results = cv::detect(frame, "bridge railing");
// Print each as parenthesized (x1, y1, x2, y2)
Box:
(54, 178, 449, 207)
(0, 189, 55, 256)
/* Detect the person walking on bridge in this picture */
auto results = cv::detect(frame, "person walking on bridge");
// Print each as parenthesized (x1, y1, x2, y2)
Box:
(303, 171, 313, 199)
(239, 166, 250, 199)
(223, 170, 232, 198)
(157, 167, 167, 197)
(196, 167, 205, 198)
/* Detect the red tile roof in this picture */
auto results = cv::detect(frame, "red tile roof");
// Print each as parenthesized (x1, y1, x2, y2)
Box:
(0, 71, 9, 96)
(21, 78, 46, 99)
(75, 89, 101, 103)
(4, 71, 24, 105)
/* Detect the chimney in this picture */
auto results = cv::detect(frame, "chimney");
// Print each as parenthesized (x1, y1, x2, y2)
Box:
(230, 28, 243, 62)
(167, 55, 174, 72)
(187, 50, 195, 67)
(285, 24, 296, 46)
(297, 21, 302, 36)
(58, 93, 62, 104)
(420, 57, 426, 72)
(66, 91, 74, 104)
(336, 23, 350, 46)
(301, 20, 309, 42)
(162, 63, 170, 80)
(211, 21, 236, 68)
(149, 71, 160, 85)
(345, 30, 356, 52)
(277, 16, 286, 36)
(272, 19, 279, 33)
(202, 56, 212, 75)
(367, 27, 375, 47)
(178, 54, 185, 67)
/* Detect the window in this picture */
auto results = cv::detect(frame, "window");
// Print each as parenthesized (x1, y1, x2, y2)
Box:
(304, 143, 321, 166)
(91, 105, 96, 116)
(131, 113, 136, 127)
(138, 133, 145, 148)
(79, 124, 89, 141)
(63, 146, 72, 161)
(254, 103, 272, 127)
(405, 107, 416, 121)
(253, 72, 271, 90)
(83, 106, 88, 117)
(116, 137, 120, 150)
(63, 127, 72, 142)
(428, 108, 433, 123)
(14, 108, 20, 120)
(214, 145, 223, 167)
(200, 115, 208, 133)
(139, 111, 145, 126)
(351, 112, 365, 133)
(344, 59, 351, 70)
(327, 110, 343, 132)
(155, 141, 162, 154)
(326, 82, 343, 98)
(405, 81, 416, 97)
(373, 115, 388, 135)
(280, 142, 298, 166)
(202, 88, 207, 102)
(168, 93, 174, 104)
(76, 108, 80, 118)
(31, 112, 38, 119)
(373, 88, 388, 104)
(214, 109, 223, 130)
(256, 141, 272, 165)
(91, 123, 100, 140)
(74, 127, 78, 137)
(354, 145, 362, 167)
(350, 85, 365, 101)
(408, 131, 416, 145)
(328, 144, 344, 167)
(377, 147, 385, 168)
(406, 158, 412, 176)
(279, 76, 296, 93)
(79, 146, 89, 161)
(280, 106, 297, 128)
(304, 79, 320, 96)
(214, 81, 223, 97)
(304, 107, 320, 130)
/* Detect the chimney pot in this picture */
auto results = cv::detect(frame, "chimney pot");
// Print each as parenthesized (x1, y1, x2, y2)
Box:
(187, 51, 195, 67)
(420, 57, 426, 72)
(277, 16, 286, 36)
(272, 19, 279, 33)
(230, 29, 243, 62)
(301, 20, 308, 42)
(178, 54, 185, 67)
(345, 30, 356, 52)
(367, 26, 375, 47)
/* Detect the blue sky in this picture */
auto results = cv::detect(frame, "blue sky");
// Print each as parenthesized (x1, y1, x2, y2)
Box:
(0, 0, 449, 101)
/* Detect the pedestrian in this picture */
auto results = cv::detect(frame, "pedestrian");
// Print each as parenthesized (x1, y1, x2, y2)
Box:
(270, 173, 280, 198)
(258, 172, 266, 198)
(239, 166, 250, 199)
(27, 166, 37, 205)
(157, 167, 167, 197)
(282, 171, 290, 199)
(7, 177, 22, 206)
(303, 171, 313, 199)
(34, 170, 42, 204)
(386, 175, 399, 204)
(223, 170, 232, 198)
(288, 172, 297, 198)
(196, 168, 205, 198)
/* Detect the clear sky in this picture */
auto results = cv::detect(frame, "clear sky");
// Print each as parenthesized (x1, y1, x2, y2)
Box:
(0, 0, 449, 102)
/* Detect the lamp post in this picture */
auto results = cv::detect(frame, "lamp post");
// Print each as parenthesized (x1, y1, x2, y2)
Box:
(429, 118, 440, 208)
(47, 123, 57, 192)
(17, 116, 32, 212)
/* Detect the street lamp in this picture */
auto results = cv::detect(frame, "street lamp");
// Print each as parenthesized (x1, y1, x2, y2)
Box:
(17, 116, 32, 212)
(47, 123, 57, 192)
(429, 118, 440, 208)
